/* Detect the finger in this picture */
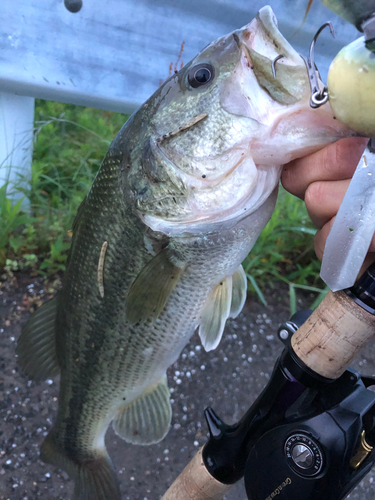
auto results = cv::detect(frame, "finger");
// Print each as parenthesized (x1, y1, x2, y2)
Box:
(314, 218, 335, 261)
(281, 137, 368, 200)
(304, 179, 349, 229)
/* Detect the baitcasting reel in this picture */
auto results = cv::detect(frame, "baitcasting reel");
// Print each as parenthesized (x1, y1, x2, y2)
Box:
(244, 357, 375, 499)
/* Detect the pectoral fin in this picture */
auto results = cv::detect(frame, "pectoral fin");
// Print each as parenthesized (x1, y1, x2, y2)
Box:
(198, 276, 232, 352)
(126, 247, 184, 324)
(112, 376, 171, 445)
(229, 265, 247, 318)
(16, 296, 60, 381)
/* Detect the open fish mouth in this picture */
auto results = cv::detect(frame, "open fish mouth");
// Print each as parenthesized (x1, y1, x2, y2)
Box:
(217, 6, 312, 136)
(238, 6, 303, 69)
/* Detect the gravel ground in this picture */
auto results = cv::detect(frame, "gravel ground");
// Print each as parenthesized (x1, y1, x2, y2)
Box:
(1, 275, 375, 500)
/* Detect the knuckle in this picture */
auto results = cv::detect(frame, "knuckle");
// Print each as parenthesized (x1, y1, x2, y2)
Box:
(281, 162, 302, 197)
(304, 181, 326, 213)
(332, 139, 351, 174)
(326, 138, 367, 179)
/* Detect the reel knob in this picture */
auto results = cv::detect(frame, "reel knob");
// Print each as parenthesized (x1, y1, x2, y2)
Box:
(284, 433, 324, 477)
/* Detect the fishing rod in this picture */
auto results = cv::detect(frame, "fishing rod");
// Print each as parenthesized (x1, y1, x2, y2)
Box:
(162, 2, 375, 499)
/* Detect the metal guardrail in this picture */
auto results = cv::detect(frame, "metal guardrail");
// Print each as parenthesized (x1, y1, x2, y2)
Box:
(1, 0, 358, 112)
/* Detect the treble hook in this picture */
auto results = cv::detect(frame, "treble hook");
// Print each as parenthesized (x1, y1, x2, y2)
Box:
(301, 21, 335, 108)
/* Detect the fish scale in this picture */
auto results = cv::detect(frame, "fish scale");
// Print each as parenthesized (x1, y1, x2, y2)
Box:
(16, 6, 355, 499)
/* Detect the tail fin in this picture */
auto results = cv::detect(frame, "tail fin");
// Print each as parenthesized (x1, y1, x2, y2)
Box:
(40, 430, 121, 500)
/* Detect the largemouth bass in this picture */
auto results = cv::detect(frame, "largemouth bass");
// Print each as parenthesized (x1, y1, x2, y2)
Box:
(17, 6, 353, 500)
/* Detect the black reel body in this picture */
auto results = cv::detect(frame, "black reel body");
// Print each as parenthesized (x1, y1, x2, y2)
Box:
(244, 369, 375, 499)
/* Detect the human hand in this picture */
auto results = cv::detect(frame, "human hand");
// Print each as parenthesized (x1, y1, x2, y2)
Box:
(281, 137, 375, 272)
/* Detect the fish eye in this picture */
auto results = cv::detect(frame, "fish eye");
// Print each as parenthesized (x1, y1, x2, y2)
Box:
(188, 63, 215, 88)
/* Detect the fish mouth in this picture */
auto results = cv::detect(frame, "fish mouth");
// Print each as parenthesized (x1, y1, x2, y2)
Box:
(220, 5, 310, 121)
(238, 6, 302, 66)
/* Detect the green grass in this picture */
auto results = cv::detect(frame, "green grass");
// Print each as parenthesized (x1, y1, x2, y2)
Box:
(242, 188, 327, 313)
(1, 99, 128, 273)
(0, 99, 326, 310)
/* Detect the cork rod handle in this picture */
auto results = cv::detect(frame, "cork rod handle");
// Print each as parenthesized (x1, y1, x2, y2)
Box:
(291, 290, 375, 379)
(161, 447, 232, 500)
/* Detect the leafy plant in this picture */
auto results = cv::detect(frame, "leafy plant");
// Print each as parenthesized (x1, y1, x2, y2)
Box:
(242, 186, 326, 312)
(39, 236, 72, 275)
(0, 184, 36, 267)
(4, 254, 38, 274)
